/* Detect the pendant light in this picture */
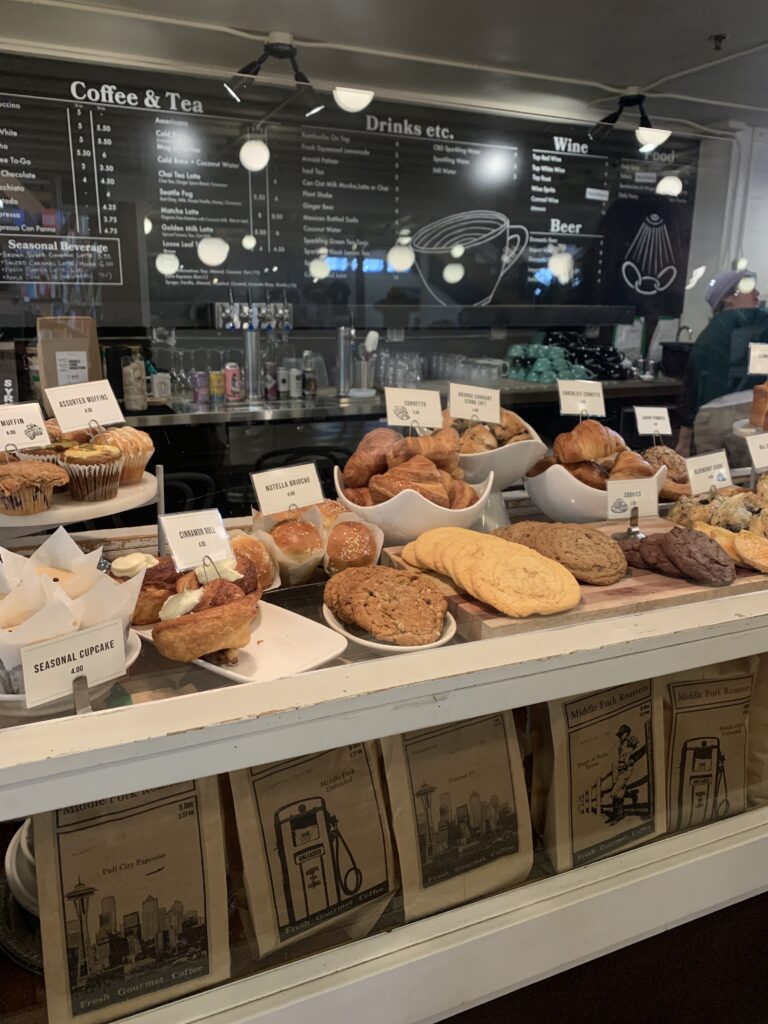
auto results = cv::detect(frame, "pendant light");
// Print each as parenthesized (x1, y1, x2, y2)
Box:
(588, 93, 671, 153)
(442, 262, 465, 284)
(656, 174, 683, 196)
(197, 237, 230, 267)
(333, 87, 375, 113)
(239, 138, 271, 172)
(155, 252, 180, 277)
(387, 243, 415, 272)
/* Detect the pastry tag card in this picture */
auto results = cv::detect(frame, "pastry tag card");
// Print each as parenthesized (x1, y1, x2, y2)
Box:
(0, 402, 50, 450)
(686, 450, 732, 495)
(251, 462, 323, 516)
(557, 380, 605, 417)
(160, 509, 233, 571)
(22, 619, 125, 708)
(746, 432, 768, 473)
(633, 406, 672, 436)
(384, 387, 443, 430)
(606, 478, 659, 519)
(44, 378, 124, 432)
(748, 343, 768, 375)
(449, 383, 501, 425)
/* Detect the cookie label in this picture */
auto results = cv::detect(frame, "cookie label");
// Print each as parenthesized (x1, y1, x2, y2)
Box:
(606, 478, 659, 519)
(0, 402, 50, 450)
(160, 509, 233, 571)
(384, 387, 443, 430)
(633, 406, 672, 436)
(747, 432, 768, 473)
(686, 451, 732, 495)
(748, 343, 768, 375)
(45, 378, 124, 432)
(22, 619, 125, 709)
(557, 380, 605, 418)
(448, 383, 501, 425)
(251, 462, 324, 516)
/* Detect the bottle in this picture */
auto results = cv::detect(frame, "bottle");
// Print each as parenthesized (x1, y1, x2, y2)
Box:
(336, 326, 354, 397)
(302, 351, 317, 400)
(121, 347, 147, 412)
(263, 361, 278, 401)
(277, 366, 289, 400)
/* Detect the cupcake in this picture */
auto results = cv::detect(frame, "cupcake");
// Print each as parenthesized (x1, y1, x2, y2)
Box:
(59, 444, 124, 502)
(0, 462, 70, 515)
(91, 426, 154, 485)
(18, 439, 78, 469)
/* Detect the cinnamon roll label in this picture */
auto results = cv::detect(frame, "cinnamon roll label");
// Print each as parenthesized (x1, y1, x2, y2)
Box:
(685, 451, 732, 495)
(449, 383, 501, 425)
(384, 387, 443, 430)
(633, 406, 672, 436)
(160, 509, 233, 571)
(557, 380, 605, 417)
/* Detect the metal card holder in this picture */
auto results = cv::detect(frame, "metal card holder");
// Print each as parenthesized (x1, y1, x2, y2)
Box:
(72, 674, 94, 716)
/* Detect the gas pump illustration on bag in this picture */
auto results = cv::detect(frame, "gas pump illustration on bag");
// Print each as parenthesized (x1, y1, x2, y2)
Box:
(675, 737, 730, 831)
(576, 722, 653, 825)
(275, 798, 363, 926)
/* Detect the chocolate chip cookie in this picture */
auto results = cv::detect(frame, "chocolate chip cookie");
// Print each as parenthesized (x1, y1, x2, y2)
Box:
(638, 534, 685, 578)
(661, 526, 736, 586)
(618, 536, 647, 570)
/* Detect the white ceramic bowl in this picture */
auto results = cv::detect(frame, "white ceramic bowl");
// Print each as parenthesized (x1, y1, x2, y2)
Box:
(4, 819, 38, 916)
(524, 463, 668, 523)
(334, 466, 493, 546)
(458, 427, 547, 488)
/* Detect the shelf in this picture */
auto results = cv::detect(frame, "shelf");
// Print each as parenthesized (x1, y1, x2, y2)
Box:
(115, 808, 768, 1024)
(0, 473, 157, 530)
(1, 586, 768, 821)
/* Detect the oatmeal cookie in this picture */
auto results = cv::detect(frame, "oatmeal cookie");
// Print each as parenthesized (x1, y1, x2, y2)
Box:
(349, 573, 447, 645)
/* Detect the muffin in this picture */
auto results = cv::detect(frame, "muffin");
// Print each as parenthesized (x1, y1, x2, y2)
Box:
(59, 444, 124, 501)
(90, 426, 154, 485)
(0, 462, 70, 515)
(44, 419, 92, 444)
(18, 439, 78, 473)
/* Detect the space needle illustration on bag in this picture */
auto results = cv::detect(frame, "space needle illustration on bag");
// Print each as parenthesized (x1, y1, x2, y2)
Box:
(411, 211, 528, 306)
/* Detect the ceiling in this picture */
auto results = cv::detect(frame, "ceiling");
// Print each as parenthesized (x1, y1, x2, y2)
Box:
(2, 0, 768, 130)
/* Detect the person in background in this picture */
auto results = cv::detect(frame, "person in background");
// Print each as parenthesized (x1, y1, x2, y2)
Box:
(676, 270, 768, 456)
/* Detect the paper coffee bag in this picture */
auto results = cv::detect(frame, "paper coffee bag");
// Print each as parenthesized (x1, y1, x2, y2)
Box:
(535, 680, 666, 873)
(35, 779, 229, 1024)
(655, 658, 755, 830)
(380, 713, 532, 922)
(230, 742, 396, 957)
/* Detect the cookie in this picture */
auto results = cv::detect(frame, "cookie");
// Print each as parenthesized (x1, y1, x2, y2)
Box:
(638, 534, 685, 578)
(661, 526, 736, 586)
(734, 532, 768, 573)
(467, 540, 581, 618)
(496, 522, 626, 586)
(401, 541, 424, 568)
(618, 536, 647, 570)
(324, 566, 399, 622)
(493, 522, 546, 547)
(349, 573, 447, 645)
(413, 527, 479, 577)
(694, 522, 745, 565)
(443, 535, 494, 592)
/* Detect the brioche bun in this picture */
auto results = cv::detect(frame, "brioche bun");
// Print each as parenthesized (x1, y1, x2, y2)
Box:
(271, 521, 323, 564)
(326, 521, 377, 575)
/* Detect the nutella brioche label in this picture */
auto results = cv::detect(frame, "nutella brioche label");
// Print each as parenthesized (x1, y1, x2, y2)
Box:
(685, 450, 732, 495)
(0, 401, 50, 450)
(160, 509, 233, 571)
(606, 478, 659, 519)
(384, 387, 443, 430)
(633, 406, 672, 436)
(45, 378, 124, 432)
(21, 619, 125, 708)
(557, 380, 605, 417)
(748, 343, 768, 375)
(746, 432, 768, 473)
(251, 462, 323, 516)
(448, 383, 500, 425)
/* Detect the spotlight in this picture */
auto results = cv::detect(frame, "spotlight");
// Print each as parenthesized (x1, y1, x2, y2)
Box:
(588, 94, 671, 152)
(333, 87, 375, 113)
(224, 31, 317, 109)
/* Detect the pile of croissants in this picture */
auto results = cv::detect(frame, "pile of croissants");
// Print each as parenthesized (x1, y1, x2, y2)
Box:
(341, 427, 480, 509)
(527, 419, 691, 501)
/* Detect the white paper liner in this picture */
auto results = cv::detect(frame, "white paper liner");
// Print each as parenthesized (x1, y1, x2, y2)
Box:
(0, 593, 81, 696)
(29, 527, 104, 573)
(321, 512, 384, 575)
(252, 506, 325, 585)
(228, 529, 281, 591)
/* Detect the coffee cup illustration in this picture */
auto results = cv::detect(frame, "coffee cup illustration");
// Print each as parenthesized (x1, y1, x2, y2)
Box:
(411, 211, 528, 306)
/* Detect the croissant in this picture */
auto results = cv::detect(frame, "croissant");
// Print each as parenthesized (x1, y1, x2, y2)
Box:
(344, 486, 375, 506)
(386, 427, 460, 470)
(553, 419, 627, 464)
(369, 454, 450, 507)
(526, 455, 556, 478)
(342, 427, 401, 487)
(459, 424, 498, 454)
(449, 479, 479, 509)
(609, 450, 655, 480)
(567, 461, 610, 490)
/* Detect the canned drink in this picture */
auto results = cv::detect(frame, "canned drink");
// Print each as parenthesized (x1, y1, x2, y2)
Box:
(224, 362, 242, 401)
(302, 368, 317, 399)
(209, 369, 225, 405)
(277, 366, 289, 399)
(288, 367, 302, 399)
(191, 370, 209, 405)
(264, 362, 278, 401)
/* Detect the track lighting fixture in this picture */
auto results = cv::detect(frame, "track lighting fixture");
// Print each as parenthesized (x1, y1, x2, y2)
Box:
(223, 31, 314, 103)
(588, 94, 671, 153)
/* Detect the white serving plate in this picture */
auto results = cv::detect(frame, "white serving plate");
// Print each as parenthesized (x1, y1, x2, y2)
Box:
(524, 463, 668, 523)
(322, 604, 456, 653)
(334, 465, 493, 546)
(4, 821, 37, 916)
(458, 430, 547, 489)
(0, 628, 142, 720)
(137, 601, 347, 683)
(0, 472, 157, 530)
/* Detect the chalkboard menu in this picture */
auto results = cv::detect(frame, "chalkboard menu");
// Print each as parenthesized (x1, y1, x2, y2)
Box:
(0, 54, 699, 329)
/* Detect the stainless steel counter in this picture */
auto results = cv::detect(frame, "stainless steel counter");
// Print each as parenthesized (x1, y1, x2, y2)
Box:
(126, 377, 681, 428)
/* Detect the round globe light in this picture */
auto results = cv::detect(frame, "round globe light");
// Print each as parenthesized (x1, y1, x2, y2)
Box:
(239, 138, 270, 172)
(155, 252, 180, 277)
(547, 251, 574, 285)
(655, 174, 683, 197)
(387, 244, 415, 272)
(736, 256, 749, 271)
(332, 87, 375, 113)
(309, 258, 331, 280)
(635, 126, 672, 153)
(197, 236, 230, 267)
(737, 275, 757, 294)
(450, 244, 465, 259)
(241, 234, 257, 251)
(143, 217, 153, 236)
(318, 246, 329, 258)
(442, 262, 465, 284)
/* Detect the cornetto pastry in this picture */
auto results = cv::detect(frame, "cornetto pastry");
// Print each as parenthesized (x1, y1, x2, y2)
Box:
(609, 450, 655, 480)
(343, 486, 375, 507)
(494, 522, 627, 586)
(152, 590, 261, 663)
(553, 419, 626, 465)
(566, 460, 609, 490)
(369, 454, 451, 507)
(386, 428, 460, 473)
(527, 455, 556, 477)
(0, 461, 70, 515)
(342, 428, 401, 488)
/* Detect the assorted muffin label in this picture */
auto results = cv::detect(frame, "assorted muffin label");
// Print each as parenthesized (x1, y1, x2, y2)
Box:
(44, 378, 124, 433)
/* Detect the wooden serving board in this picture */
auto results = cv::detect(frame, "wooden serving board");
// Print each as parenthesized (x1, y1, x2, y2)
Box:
(382, 518, 768, 641)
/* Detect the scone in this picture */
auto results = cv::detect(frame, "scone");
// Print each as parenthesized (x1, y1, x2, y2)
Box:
(694, 522, 745, 566)
(734, 532, 768, 573)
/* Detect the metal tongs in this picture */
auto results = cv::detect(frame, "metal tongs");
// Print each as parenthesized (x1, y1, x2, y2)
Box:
(611, 504, 645, 542)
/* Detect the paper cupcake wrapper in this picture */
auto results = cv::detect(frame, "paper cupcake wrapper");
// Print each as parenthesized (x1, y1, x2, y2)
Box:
(119, 450, 152, 485)
(0, 485, 53, 516)
(65, 457, 124, 502)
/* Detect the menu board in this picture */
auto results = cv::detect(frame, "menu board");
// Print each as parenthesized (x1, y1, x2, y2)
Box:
(0, 54, 699, 328)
